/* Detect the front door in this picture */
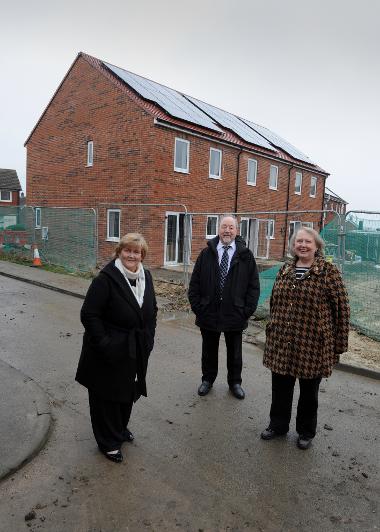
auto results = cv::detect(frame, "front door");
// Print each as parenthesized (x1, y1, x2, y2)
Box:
(164, 212, 191, 265)
(240, 217, 270, 258)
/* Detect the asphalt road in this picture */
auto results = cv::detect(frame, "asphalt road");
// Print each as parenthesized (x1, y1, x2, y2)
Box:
(0, 275, 379, 532)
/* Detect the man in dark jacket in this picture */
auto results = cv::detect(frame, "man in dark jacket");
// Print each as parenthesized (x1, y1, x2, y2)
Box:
(188, 215, 260, 399)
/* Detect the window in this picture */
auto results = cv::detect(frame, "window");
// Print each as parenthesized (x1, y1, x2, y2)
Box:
(174, 138, 189, 173)
(0, 190, 12, 202)
(267, 219, 275, 239)
(269, 165, 278, 190)
(295, 171, 302, 195)
(209, 148, 222, 179)
(107, 209, 120, 241)
(240, 218, 249, 243)
(310, 176, 317, 197)
(87, 141, 94, 167)
(35, 208, 41, 229)
(206, 215, 218, 239)
(247, 158, 257, 186)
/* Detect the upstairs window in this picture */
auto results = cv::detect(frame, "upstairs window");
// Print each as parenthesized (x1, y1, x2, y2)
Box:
(206, 215, 218, 239)
(295, 172, 302, 195)
(35, 208, 41, 229)
(0, 190, 12, 202)
(87, 141, 94, 167)
(310, 176, 317, 197)
(269, 165, 278, 190)
(209, 148, 222, 179)
(174, 138, 190, 173)
(107, 209, 120, 241)
(247, 158, 257, 186)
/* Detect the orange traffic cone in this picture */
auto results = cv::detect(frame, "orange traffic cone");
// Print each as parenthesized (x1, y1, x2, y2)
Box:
(32, 244, 42, 267)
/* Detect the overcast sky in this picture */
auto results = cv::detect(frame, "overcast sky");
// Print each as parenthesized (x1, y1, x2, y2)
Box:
(1, 0, 379, 211)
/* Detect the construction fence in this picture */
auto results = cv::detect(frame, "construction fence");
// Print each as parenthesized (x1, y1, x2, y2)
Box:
(0, 206, 97, 272)
(0, 205, 379, 341)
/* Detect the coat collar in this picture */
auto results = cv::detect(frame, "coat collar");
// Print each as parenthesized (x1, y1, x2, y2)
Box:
(282, 255, 326, 277)
(101, 260, 143, 316)
(208, 235, 250, 260)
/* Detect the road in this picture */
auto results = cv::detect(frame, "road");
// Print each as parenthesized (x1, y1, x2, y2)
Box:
(0, 275, 379, 532)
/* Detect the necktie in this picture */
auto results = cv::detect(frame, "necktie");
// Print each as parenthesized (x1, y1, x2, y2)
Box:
(220, 245, 231, 292)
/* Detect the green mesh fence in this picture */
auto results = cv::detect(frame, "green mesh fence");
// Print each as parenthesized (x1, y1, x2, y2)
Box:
(0, 206, 97, 272)
(341, 212, 380, 341)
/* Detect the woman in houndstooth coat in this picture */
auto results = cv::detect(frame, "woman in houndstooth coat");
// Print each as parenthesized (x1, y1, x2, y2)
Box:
(261, 227, 350, 450)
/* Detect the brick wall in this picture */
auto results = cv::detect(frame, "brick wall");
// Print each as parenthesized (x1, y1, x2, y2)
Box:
(0, 190, 20, 206)
(26, 56, 327, 268)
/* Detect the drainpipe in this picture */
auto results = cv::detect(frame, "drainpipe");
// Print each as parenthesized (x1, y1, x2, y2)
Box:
(282, 163, 294, 258)
(234, 148, 243, 214)
(320, 175, 327, 229)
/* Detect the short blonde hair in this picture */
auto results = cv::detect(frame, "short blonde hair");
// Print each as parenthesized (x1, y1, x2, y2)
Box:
(114, 233, 148, 260)
(289, 226, 325, 258)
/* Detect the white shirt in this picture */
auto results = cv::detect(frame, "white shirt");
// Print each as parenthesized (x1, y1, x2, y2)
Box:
(217, 240, 236, 272)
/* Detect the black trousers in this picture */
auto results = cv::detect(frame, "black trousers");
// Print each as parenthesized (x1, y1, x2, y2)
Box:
(200, 328, 243, 386)
(269, 372, 322, 439)
(88, 391, 133, 452)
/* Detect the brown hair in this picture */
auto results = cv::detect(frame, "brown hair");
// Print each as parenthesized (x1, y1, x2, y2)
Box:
(289, 226, 325, 257)
(114, 233, 148, 260)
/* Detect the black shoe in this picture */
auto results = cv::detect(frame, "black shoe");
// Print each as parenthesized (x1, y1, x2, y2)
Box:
(261, 428, 284, 440)
(297, 435, 313, 450)
(198, 381, 212, 396)
(230, 384, 245, 400)
(123, 428, 134, 442)
(101, 449, 123, 463)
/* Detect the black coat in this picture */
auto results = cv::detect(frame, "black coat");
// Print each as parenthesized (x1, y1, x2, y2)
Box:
(75, 260, 157, 402)
(188, 236, 260, 331)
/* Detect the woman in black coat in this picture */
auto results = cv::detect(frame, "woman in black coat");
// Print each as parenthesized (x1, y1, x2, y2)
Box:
(76, 233, 157, 463)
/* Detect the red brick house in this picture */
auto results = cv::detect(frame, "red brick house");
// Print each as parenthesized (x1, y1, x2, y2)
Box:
(0, 169, 22, 207)
(323, 187, 348, 224)
(25, 52, 329, 268)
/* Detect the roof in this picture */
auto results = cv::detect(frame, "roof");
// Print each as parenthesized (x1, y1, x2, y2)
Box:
(25, 52, 329, 175)
(325, 187, 347, 204)
(0, 169, 21, 191)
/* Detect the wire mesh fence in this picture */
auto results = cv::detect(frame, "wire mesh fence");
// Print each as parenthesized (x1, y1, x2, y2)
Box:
(341, 211, 380, 341)
(0, 206, 97, 272)
(1, 204, 379, 341)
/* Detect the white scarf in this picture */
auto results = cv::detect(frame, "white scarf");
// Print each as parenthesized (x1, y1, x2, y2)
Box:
(115, 258, 145, 308)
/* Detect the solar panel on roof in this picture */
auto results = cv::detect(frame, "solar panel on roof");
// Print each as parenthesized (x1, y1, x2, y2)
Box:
(186, 96, 277, 152)
(242, 119, 313, 164)
(103, 62, 222, 133)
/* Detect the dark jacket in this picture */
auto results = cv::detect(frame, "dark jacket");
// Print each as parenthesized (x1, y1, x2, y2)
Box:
(263, 256, 350, 378)
(188, 236, 260, 331)
(75, 260, 157, 402)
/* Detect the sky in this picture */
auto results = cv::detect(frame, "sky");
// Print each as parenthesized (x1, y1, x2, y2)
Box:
(1, 0, 379, 211)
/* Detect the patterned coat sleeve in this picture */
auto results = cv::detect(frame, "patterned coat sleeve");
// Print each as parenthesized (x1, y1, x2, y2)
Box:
(326, 264, 350, 354)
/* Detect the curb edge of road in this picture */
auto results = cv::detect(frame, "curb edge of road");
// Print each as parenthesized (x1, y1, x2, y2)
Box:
(0, 364, 52, 482)
(1, 269, 380, 382)
(0, 270, 86, 300)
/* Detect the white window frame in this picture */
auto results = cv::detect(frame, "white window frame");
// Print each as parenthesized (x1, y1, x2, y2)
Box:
(209, 148, 222, 179)
(0, 190, 12, 202)
(107, 209, 120, 242)
(174, 138, 190, 173)
(35, 208, 41, 229)
(267, 219, 275, 239)
(87, 141, 94, 167)
(269, 165, 278, 190)
(247, 158, 257, 186)
(310, 176, 317, 197)
(206, 215, 218, 239)
(295, 171, 302, 195)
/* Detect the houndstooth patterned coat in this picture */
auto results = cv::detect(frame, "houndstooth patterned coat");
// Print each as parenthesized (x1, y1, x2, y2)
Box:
(263, 256, 350, 378)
